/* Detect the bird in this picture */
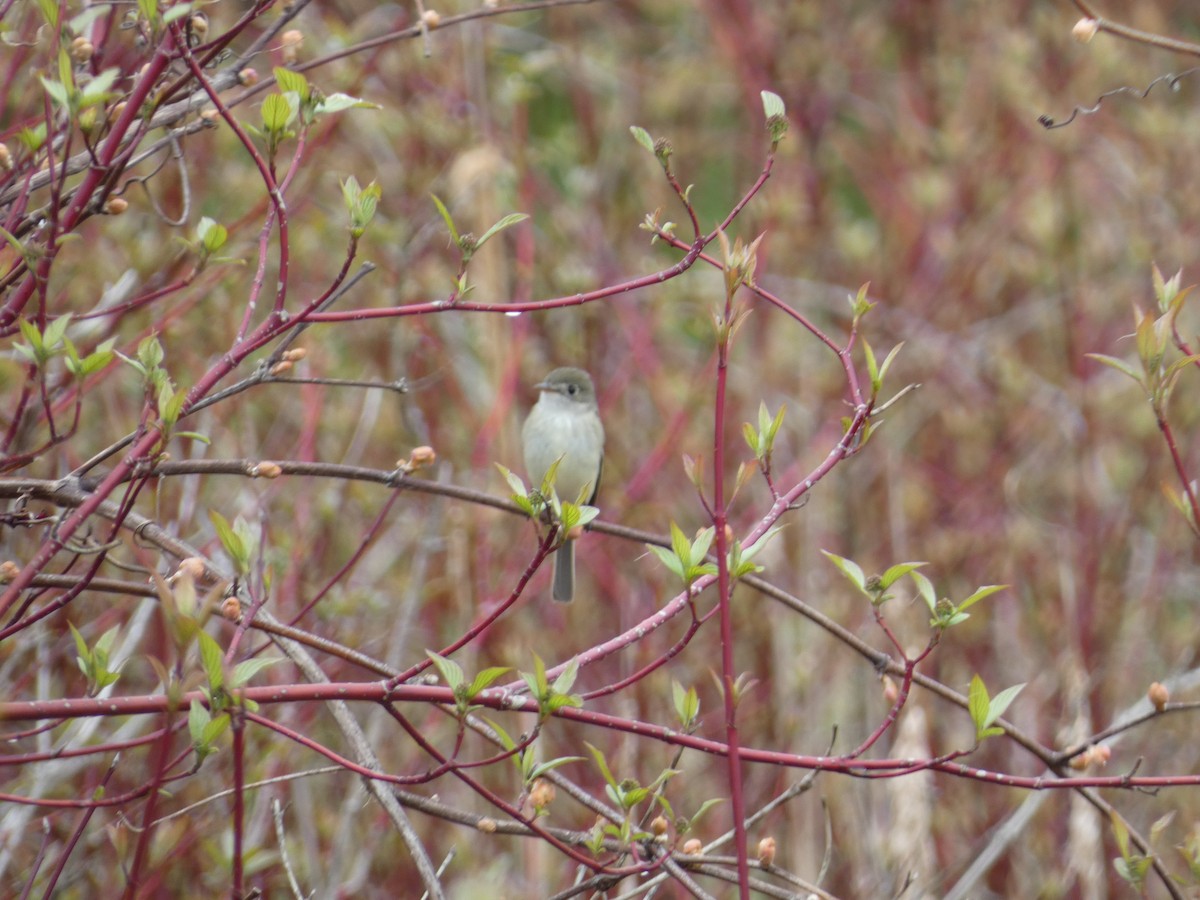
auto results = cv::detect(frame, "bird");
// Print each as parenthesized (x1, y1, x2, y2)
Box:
(521, 367, 605, 602)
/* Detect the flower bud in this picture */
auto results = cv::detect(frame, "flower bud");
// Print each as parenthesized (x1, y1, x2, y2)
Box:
(282, 347, 307, 362)
(757, 836, 776, 867)
(238, 67, 259, 87)
(682, 838, 703, 855)
(268, 359, 293, 376)
(0, 561, 20, 583)
(1148, 681, 1169, 711)
(104, 197, 128, 215)
(1072, 18, 1098, 43)
(476, 817, 497, 833)
(176, 557, 207, 580)
(188, 13, 209, 40)
(409, 446, 436, 468)
(0, 143, 12, 171)
(280, 29, 303, 64)
(651, 815, 669, 836)
(250, 461, 283, 479)
(70, 36, 94, 63)
(422, 9, 441, 28)
(529, 778, 555, 811)
(220, 595, 242, 621)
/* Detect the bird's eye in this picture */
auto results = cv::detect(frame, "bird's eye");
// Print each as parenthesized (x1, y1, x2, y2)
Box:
(567, 385, 577, 395)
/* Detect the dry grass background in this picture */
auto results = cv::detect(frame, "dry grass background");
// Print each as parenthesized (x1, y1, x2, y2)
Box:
(5, 0, 1200, 896)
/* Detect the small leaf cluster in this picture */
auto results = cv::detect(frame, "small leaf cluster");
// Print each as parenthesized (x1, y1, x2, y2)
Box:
(15, 315, 114, 378)
(425, 650, 511, 720)
(584, 742, 677, 852)
(116, 334, 204, 441)
(39, 47, 119, 121)
(1088, 265, 1199, 419)
(519, 653, 583, 722)
(822, 551, 1004, 628)
(342, 176, 381, 239)
(649, 522, 780, 589)
(431, 194, 528, 295)
(760, 90, 789, 146)
(647, 523, 717, 593)
(629, 125, 674, 175)
(672, 679, 700, 731)
(1110, 810, 1169, 890)
(486, 718, 581, 798)
(70, 623, 123, 696)
(189, 630, 279, 763)
(710, 226, 758, 328)
(742, 401, 786, 473)
(194, 216, 230, 268)
(967, 674, 1024, 743)
(208, 510, 258, 577)
(496, 463, 600, 545)
(252, 68, 377, 161)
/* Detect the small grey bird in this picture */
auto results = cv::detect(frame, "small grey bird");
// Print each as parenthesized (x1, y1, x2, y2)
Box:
(521, 367, 605, 602)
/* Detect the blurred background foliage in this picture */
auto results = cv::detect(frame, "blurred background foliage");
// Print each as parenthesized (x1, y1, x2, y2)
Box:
(6, 0, 1200, 895)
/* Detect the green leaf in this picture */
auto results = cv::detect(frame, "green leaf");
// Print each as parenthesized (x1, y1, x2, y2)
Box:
(208, 509, 246, 571)
(958, 584, 1006, 612)
(552, 656, 579, 695)
(231, 656, 280, 688)
(69, 622, 88, 661)
(430, 194, 459, 245)
(197, 630, 225, 692)
(987, 683, 1024, 726)
(196, 216, 228, 256)
(689, 797, 724, 829)
(261, 92, 293, 132)
(528, 756, 584, 781)
(690, 527, 715, 567)
(878, 561, 927, 591)
(35, 0, 58, 26)
(672, 679, 699, 727)
(737, 526, 781, 567)
(273, 66, 309, 99)
(494, 463, 527, 498)
(911, 570, 937, 612)
(878, 342, 904, 384)
(475, 212, 528, 250)
(138, 335, 164, 371)
(742, 421, 761, 456)
(315, 92, 379, 114)
(629, 125, 655, 153)
(482, 717, 516, 753)
(585, 742, 619, 790)
(1086, 352, 1142, 383)
(79, 68, 120, 109)
(821, 550, 865, 591)
(189, 698, 212, 745)
(467, 666, 512, 698)
(426, 650, 464, 690)
(42, 313, 71, 351)
(202, 712, 230, 744)
(863, 337, 880, 392)
(647, 544, 685, 580)
(968, 674, 989, 734)
(760, 90, 785, 118)
(39, 76, 70, 111)
(162, 2, 197, 24)
(669, 521, 691, 566)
